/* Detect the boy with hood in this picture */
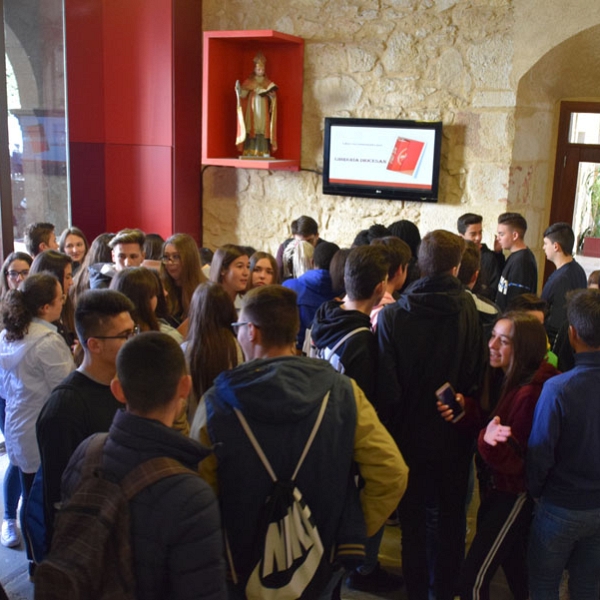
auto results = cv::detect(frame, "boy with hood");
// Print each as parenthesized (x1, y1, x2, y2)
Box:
(310, 244, 404, 593)
(310, 245, 387, 403)
(198, 285, 408, 599)
(377, 230, 484, 600)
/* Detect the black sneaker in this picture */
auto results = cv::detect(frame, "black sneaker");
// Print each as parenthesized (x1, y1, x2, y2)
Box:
(345, 563, 404, 592)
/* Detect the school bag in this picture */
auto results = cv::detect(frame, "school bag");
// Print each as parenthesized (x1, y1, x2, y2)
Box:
(303, 327, 370, 373)
(34, 432, 194, 600)
(228, 392, 332, 600)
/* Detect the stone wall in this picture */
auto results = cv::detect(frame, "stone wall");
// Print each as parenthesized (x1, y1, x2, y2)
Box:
(202, 0, 600, 260)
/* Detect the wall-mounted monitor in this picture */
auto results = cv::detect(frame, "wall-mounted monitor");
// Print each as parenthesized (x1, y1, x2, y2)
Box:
(322, 117, 443, 202)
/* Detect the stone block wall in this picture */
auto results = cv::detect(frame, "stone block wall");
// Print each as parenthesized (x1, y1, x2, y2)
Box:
(201, 0, 600, 265)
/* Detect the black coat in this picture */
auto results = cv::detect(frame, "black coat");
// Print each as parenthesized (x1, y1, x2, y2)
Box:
(62, 410, 226, 600)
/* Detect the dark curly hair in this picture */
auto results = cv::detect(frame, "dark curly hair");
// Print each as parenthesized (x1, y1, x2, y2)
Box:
(2, 273, 59, 341)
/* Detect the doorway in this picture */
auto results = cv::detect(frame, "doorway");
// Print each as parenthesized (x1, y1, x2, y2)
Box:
(547, 101, 600, 281)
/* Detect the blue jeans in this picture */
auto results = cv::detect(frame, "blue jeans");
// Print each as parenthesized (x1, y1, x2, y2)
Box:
(0, 396, 21, 520)
(528, 499, 600, 599)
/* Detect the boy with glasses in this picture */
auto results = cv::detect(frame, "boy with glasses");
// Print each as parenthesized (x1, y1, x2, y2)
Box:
(36, 290, 135, 546)
(199, 285, 407, 599)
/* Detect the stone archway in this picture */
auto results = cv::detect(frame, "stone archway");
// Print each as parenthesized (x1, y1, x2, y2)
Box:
(508, 24, 600, 271)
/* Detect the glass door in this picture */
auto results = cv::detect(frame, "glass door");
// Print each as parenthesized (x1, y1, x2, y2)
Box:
(2, 0, 69, 254)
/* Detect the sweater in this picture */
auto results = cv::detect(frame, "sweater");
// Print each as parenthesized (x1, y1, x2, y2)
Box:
(528, 351, 600, 509)
(478, 360, 559, 495)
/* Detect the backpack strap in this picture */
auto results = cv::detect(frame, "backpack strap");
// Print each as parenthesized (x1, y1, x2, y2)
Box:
(82, 433, 197, 500)
(120, 457, 197, 500)
(233, 390, 330, 483)
(82, 432, 110, 479)
(323, 327, 370, 363)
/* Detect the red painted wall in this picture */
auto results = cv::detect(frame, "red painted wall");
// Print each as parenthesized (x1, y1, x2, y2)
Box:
(66, 0, 202, 243)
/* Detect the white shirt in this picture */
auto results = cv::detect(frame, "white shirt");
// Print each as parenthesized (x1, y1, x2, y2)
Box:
(0, 319, 75, 472)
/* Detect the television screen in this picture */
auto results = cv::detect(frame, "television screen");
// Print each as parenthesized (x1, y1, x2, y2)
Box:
(322, 117, 442, 202)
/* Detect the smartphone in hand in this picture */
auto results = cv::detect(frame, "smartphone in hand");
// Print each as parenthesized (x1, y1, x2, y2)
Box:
(435, 382, 465, 423)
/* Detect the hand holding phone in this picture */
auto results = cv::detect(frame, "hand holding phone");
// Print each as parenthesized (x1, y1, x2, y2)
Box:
(435, 382, 465, 423)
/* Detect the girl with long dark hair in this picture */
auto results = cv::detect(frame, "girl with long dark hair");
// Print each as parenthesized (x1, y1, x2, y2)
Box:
(58, 226, 89, 274)
(438, 312, 559, 600)
(30, 250, 76, 348)
(247, 251, 279, 290)
(160, 233, 206, 326)
(183, 282, 241, 420)
(209, 244, 249, 307)
(110, 267, 182, 343)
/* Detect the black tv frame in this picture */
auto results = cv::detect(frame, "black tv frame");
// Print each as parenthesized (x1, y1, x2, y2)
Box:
(322, 117, 443, 203)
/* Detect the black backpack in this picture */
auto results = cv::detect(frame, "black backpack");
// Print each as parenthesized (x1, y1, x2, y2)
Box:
(228, 392, 332, 600)
(34, 433, 194, 600)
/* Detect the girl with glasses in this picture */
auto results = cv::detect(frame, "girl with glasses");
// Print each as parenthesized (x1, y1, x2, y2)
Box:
(160, 233, 206, 327)
(1, 252, 32, 299)
(0, 251, 31, 548)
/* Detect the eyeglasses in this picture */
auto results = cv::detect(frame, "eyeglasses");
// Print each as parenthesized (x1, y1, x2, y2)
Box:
(7, 269, 29, 280)
(161, 254, 181, 264)
(231, 321, 250, 335)
(86, 325, 139, 343)
(58, 293, 67, 304)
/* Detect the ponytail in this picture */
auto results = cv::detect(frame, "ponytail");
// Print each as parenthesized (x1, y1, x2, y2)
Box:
(1, 273, 58, 341)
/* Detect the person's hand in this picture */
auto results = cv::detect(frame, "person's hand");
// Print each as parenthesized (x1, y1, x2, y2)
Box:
(436, 393, 465, 423)
(483, 416, 512, 446)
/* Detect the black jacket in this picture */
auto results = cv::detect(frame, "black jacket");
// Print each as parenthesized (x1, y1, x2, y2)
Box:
(377, 274, 485, 461)
(310, 301, 376, 402)
(62, 410, 226, 600)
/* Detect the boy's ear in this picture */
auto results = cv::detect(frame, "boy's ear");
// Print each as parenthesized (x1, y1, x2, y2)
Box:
(110, 377, 127, 405)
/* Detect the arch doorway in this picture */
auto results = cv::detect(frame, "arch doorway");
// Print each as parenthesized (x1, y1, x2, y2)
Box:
(511, 24, 600, 284)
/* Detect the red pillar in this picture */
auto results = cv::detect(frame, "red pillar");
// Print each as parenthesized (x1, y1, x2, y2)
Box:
(65, 0, 203, 243)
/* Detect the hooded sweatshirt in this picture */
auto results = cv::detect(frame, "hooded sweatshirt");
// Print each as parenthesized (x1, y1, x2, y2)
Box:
(199, 356, 408, 580)
(310, 301, 376, 401)
(0, 320, 74, 472)
(377, 273, 484, 460)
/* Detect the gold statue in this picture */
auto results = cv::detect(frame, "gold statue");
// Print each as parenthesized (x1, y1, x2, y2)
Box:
(235, 52, 278, 158)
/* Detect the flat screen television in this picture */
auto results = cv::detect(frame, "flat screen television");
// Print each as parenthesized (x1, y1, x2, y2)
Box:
(322, 117, 443, 202)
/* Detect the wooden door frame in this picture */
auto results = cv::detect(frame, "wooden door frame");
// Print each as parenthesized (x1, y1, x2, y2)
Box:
(546, 101, 600, 281)
(550, 101, 600, 224)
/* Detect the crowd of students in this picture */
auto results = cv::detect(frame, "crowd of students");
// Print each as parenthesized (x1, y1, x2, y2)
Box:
(0, 212, 597, 599)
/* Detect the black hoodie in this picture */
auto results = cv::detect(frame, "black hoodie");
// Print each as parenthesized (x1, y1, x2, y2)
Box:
(310, 301, 376, 402)
(377, 273, 484, 458)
